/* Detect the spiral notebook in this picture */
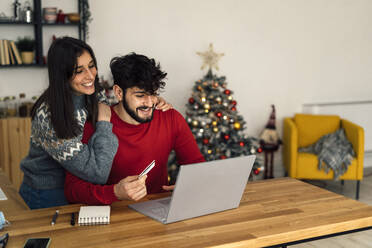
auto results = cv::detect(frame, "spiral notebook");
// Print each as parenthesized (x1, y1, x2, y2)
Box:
(78, 206, 111, 225)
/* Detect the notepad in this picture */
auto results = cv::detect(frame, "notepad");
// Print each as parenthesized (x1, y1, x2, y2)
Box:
(78, 206, 110, 225)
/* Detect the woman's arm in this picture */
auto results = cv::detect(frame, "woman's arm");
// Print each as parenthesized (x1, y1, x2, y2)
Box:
(32, 103, 118, 184)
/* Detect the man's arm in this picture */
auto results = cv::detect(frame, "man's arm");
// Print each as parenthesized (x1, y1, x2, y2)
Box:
(64, 171, 148, 205)
(162, 111, 205, 191)
(173, 111, 205, 165)
(64, 171, 117, 205)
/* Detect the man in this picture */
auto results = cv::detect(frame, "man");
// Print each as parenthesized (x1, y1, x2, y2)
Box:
(65, 53, 205, 205)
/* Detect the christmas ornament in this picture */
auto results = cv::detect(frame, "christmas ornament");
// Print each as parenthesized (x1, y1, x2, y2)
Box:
(224, 134, 230, 140)
(224, 89, 231, 95)
(203, 138, 209, 145)
(254, 168, 260, 175)
(204, 103, 211, 110)
(231, 106, 236, 111)
(257, 147, 263, 153)
(197, 85, 203, 91)
(196, 43, 224, 71)
(215, 97, 222, 104)
(212, 121, 218, 126)
(204, 109, 209, 113)
(216, 112, 222, 118)
(239, 141, 245, 147)
(222, 101, 229, 107)
(213, 127, 219, 133)
(201, 96, 207, 103)
(231, 100, 237, 106)
(213, 82, 219, 88)
(192, 120, 199, 127)
(188, 97, 195, 104)
(227, 95, 233, 101)
(200, 121, 207, 127)
(220, 155, 227, 159)
(193, 104, 199, 110)
(207, 149, 212, 154)
(233, 122, 241, 130)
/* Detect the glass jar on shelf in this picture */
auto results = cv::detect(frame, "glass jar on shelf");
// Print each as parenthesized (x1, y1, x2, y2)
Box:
(19, 93, 28, 117)
(7, 96, 17, 117)
(0, 97, 6, 118)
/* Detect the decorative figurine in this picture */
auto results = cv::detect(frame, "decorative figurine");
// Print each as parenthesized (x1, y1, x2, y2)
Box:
(13, 0, 21, 21)
(259, 105, 282, 179)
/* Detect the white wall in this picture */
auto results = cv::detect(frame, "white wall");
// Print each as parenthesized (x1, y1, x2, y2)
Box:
(1, 0, 372, 156)
(87, 0, 372, 136)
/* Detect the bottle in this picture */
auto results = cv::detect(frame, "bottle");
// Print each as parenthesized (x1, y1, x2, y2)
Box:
(19, 93, 28, 117)
(24, 1, 32, 23)
(7, 96, 17, 117)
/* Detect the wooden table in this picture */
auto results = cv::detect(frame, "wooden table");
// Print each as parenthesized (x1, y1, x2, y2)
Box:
(1, 177, 372, 247)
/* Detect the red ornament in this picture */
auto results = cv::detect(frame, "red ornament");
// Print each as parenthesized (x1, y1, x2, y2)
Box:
(224, 134, 230, 140)
(224, 89, 231, 95)
(257, 147, 263, 153)
(203, 138, 209, 145)
(231, 100, 237, 106)
(254, 169, 260, 175)
(231, 107, 236, 111)
(239, 141, 245, 147)
(216, 112, 223, 118)
(188, 97, 195, 104)
(220, 155, 227, 159)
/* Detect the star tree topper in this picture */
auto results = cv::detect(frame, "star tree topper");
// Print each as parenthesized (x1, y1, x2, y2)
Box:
(197, 43, 224, 71)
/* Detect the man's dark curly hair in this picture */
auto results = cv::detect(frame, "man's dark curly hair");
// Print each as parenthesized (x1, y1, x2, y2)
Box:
(110, 53, 167, 94)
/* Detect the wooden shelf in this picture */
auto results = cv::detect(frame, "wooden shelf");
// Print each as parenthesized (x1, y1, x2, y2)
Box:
(0, 0, 85, 68)
(0, 21, 34, 25)
(0, 64, 46, 68)
(42, 22, 80, 26)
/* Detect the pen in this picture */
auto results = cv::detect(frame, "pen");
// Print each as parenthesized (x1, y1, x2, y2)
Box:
(70, 213, 75, 226)
(51, 210, 59, 225)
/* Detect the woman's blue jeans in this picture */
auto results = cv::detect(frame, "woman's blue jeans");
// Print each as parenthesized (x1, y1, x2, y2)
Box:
(19, 182, 68, 209)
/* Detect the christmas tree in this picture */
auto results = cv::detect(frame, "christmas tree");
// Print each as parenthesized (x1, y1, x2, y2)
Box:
(168, 44, 263, 184)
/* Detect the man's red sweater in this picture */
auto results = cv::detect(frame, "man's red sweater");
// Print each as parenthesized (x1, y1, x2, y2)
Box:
(64, 107, 205, 205)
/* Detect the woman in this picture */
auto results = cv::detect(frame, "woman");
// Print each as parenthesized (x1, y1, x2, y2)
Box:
(19, 37, 171, 209)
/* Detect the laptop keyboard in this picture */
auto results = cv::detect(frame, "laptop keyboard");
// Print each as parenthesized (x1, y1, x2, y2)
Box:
(151, 206, 168, 216)
(150, 198, 171, 221)
(157, 198, 171, 206)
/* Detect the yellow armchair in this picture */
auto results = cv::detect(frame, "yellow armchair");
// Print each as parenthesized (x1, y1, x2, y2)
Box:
(283, 114, 364, 199)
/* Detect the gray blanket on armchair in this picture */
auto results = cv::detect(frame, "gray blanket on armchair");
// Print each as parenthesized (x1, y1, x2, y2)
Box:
(299, 128, 355, 180)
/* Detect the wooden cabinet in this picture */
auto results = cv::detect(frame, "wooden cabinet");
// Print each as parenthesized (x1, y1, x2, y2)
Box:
(0, 117, 31, 190)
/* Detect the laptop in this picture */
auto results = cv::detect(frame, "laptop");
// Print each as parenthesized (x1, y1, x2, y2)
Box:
(128, 155, 256, 224)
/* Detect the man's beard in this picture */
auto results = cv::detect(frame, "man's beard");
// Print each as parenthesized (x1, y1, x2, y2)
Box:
(122, 98, 155, 123)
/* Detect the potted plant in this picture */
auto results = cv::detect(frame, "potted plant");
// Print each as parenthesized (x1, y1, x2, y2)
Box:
(16, 36, 36, 64)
